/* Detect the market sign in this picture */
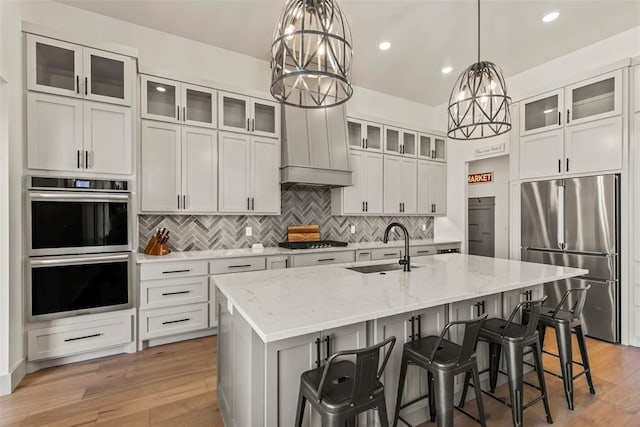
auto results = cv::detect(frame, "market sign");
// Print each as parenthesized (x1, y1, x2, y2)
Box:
(468, 172, 493, 184)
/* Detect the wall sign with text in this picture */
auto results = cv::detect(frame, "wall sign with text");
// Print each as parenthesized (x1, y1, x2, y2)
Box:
(468, 172, 493, 184)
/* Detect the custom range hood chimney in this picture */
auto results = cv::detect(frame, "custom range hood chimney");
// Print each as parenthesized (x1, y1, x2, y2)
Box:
(280, 105, 352, 187)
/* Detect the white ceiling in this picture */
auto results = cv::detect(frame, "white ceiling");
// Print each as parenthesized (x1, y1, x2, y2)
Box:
(58, 0, 640, 106)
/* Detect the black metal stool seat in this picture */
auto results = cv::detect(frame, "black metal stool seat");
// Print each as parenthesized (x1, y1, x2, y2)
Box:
(526, 286, 595, 410)
(295, 336, 396, 427)
(461, 297, 553, 427)
(393, 314, 488, 427)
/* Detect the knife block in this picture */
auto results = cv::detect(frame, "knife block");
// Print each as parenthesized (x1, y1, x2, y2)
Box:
(143, 235, 171, 256)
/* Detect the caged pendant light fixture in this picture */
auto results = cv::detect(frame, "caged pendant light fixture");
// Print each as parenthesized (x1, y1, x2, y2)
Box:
(270, 0, 354, 108)
(447, 0, 511, 140)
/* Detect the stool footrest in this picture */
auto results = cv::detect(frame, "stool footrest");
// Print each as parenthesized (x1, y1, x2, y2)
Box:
(398, 392, 430, 411)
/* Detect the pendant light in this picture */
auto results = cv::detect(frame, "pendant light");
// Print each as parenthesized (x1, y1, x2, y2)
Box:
(447, 0, 511, 140)
(270, 0, 354, 108)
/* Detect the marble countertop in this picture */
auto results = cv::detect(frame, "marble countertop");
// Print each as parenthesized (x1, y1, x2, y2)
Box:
(136, 239, 461, 264)
(213, 254, 587, 343)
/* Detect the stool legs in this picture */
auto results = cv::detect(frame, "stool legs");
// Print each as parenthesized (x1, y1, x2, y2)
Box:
(554, 323, 575, 410)
(434, 369, 455, 427)
(377, 396, 390, 427)
(532, 338, 553, 424)
(575, 324, 596, 395)
(504, 342, 524, 427)
(392, 353, 409, 427)
(471, 364, 487, 427)
(489, 341, 502, 393)
(295, 384, 306, 427)
(428, 371, 436, 422)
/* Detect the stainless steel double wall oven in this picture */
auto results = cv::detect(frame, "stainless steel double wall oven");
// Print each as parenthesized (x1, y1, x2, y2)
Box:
(27, 177, 133, 321)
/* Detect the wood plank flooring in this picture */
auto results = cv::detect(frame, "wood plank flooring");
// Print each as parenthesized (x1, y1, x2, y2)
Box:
(1, 330, 639, 426)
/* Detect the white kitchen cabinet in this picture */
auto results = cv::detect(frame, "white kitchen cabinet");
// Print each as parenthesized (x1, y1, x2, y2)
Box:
(219, 132, 280, 214)
(332, 150, 383, 215)
(401, 130, 418, 157)
(519, 130, 564, 179)
(141, 122, 218, 213)
(418, 133, 446, 162)
(267, 256, 288, 270)
(417, 160, 446, 216)
(27, 92, 131, 174)
(27, 92, 83, 172)
(565, 69, 623, 126)
(218, 91, 280, 138)
(520, 89, 564, 137)
(140, 121, 182, 212)
(26, 34, 133, 106)
(384, 126, 416, 157)
(564, 116, 623, 174)
(290, 250, 355, 268)
(141, 76, 217, 128)
(385, 156, 417, 214)
(83, 101, 132, 175)
(347, 118, 383, 152)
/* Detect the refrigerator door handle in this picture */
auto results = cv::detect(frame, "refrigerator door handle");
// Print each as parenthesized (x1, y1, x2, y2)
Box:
(557, 185, 565, 250)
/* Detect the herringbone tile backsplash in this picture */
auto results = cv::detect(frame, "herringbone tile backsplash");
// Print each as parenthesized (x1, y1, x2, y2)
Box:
(139, 187, 434, 251)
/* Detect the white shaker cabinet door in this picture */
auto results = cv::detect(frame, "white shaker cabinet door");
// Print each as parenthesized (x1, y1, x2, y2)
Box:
(140, 121, 181, 212)
(83, 47, 133, 106)
(83, 101, 132, 175)
(564, 116, 622, 174)
(27, 92, 83, 172)
(417, 161, 432, 214)
(251, 137, 280, 214)
(519, 129, 564, 180)
(401, 158, 417, 214)
(383, 155, 401, 214)
(429, 162, 447, 215)
(364, 152, 384, 214)
(343, 150, 366, 214)
(26, 34, 83, 98)
(181, 127, 218, 212)
(219, 132, 251, 212)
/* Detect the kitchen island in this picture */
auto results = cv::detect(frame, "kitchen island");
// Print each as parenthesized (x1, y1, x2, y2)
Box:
(214, 254, 587, 427)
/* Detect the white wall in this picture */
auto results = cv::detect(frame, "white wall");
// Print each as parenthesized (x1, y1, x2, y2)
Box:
(435, 26, 640, 248)
(0, 76, 8, 382)
(0, 0, 440, 388)
(468, 155, 510, 259)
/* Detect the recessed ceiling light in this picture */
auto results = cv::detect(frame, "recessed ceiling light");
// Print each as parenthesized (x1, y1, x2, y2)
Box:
(542, 11, 560, 23)
(441, 66, 453, 74)
(378, 41, 391, 51)
(156, 86, 167, 92)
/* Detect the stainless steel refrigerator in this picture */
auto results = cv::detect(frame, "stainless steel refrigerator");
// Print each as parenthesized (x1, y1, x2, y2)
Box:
(521, 174, 619, 343)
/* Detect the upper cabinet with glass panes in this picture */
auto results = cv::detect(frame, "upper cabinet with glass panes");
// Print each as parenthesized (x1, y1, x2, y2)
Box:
(27, 34, 133, 106)
(347, 118, 382, 152)
(141, 75, 217, 128)
(520, 69, 623, 136)
(418, 133, 446, 162)
(218, 91, 280, 138)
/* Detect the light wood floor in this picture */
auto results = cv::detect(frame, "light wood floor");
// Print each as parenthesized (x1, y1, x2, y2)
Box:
(1, 330, 640, 426)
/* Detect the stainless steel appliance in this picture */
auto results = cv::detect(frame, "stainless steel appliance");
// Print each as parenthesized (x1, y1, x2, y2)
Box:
(278, 240, 348, 250)
(27, 177, 133, 320)
(28, 177, 131, 256)
(521, 174, 619, 343)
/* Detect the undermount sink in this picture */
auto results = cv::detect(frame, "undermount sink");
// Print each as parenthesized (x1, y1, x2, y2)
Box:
(346, 263, 419, 274)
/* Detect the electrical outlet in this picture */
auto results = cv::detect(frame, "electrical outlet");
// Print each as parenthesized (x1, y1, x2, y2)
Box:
(422, 224, 427, 231)
(350, 225, 356, 234)
(245, 227, 252, 237)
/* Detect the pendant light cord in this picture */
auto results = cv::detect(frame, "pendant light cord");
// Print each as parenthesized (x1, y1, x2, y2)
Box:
(477, 0, 481, 63)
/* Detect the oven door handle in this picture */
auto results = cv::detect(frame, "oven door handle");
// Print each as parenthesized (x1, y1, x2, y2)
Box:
(28, 192, 130, 202)
(30, 253, 130, 267)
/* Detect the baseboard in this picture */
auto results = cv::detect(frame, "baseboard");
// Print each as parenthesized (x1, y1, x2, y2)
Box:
(0, 358, 26, 396)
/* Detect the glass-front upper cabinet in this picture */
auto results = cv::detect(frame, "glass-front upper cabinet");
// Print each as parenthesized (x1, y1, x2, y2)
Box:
(182, 83, 217, 128)
(418, 134, 446, 161)
(27, 35, 133, 106)
(565, 69, 622, 126)
(27, 35, 82, 98)
(251, 99, 280, 138)
(141, 76, 179, 122)
(347, 119, 382, 151)
(401, 130, 417, 157)
(83, 48, 132, 106)
(384, 126, 402, 155)
(520, 89, 564, 136)
(218, 92, 251, 133)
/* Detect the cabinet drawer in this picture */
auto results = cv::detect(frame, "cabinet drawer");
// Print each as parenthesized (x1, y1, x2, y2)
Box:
(140, 261, 208, 281)
(291, 250, 355, 267)
(28, 314, 132, 361)
(371, 247, 401, 260)
(210, 257, 266, 275)
(356, 250, 372, 262)
(140, 276, 209, 310)
(411, 245, 435, 257)
(139, 303, 209, 339)
(436, 244, 461, 253)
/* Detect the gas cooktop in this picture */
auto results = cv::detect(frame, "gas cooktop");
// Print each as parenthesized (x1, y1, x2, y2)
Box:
(278, 240, 348, 250)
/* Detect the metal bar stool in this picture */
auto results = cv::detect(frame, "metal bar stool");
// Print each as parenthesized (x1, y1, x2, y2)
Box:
(295, 336, 396, 427)
(393, 314, 488, 427)
(460, 297, 552, 427)
(526, 286, 595, 410)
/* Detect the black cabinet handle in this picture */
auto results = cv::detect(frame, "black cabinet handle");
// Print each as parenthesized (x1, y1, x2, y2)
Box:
(252, 118, 255, 132)
(324, 336, 330, 360)
(162, 269, 191, 274)
(365, 201, 368, 212)
(177, 194, 181, 210)
(410, 316, 415, 341)
(183, 195, 187, 209)
(315, 338, 321, 367)
(251, 197, 255, 211)
(567, 109, 571, 124)
(558, 159, 561, 173)
(365, 138, 368, 149)
(247, 118, 250, 131)
(383, 252, 397, 256)
(416, 314, 422, 340)
(84, 77, 88, 95)
(416, 250, 431, 254)
(177, 105, 180, 120)
(183, 106, 186, 122)
(558, 111, 561, 126)
(247, 197, 250, 210)
(228, 264, 252, 269)
(77, 150, 81, 168)
(85, 151, 89, 169)
(566, 158, 570, 172)
(65, 333, 102, 342)
(162, 318, 190, 325)
(317, 258, 336, 262)
(363, 201, 366, 212)
(162, 290, 191, 296)
(76, 75, 79, 94)
(474, 301, 486, 317)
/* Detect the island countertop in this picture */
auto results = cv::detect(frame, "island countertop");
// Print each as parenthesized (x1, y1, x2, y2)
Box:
(213, 253, 587, 342)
